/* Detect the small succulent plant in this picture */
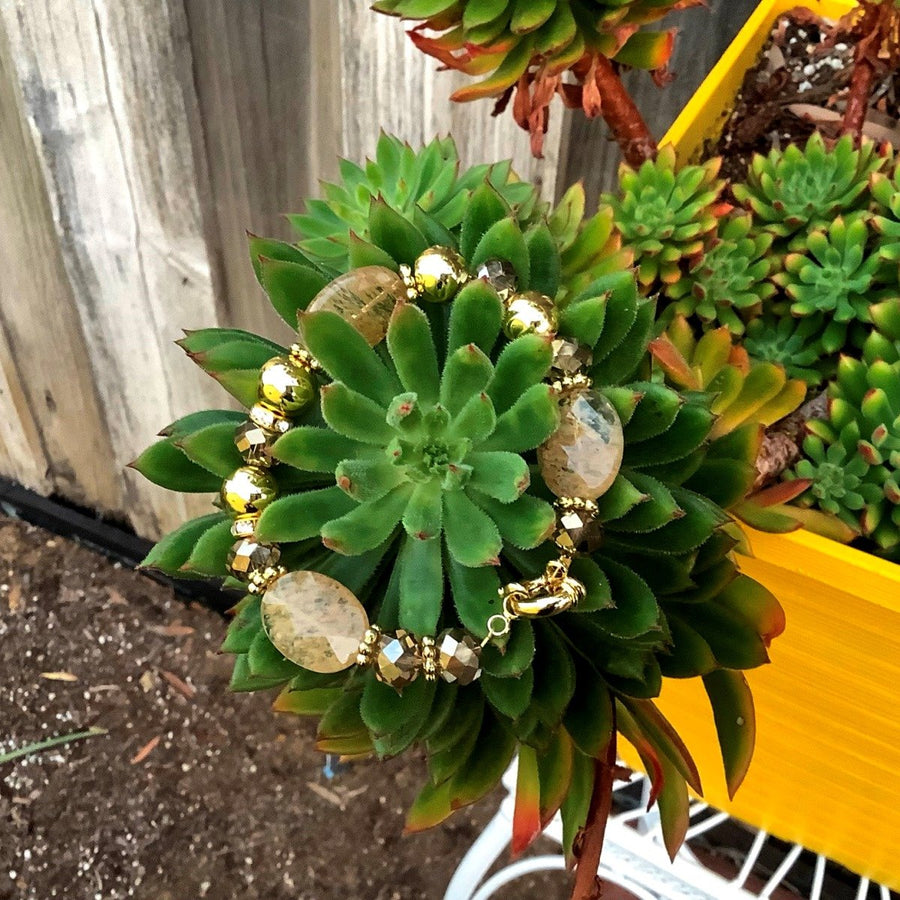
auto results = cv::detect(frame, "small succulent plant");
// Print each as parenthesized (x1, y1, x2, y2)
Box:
(373, 0, 699, 160)
(773, 215, 885, 353)
(872, 157, 900, 269)
(289, 133, 542, 270)
(548, 182, 634, 300)
(789, 335, 900, 555)
(604, 147, 728, 291)
(665, 213, 775, 335)
(732, 133, 885, 240)
(134, 138, 785, 869)
(743, 315, 831, 386)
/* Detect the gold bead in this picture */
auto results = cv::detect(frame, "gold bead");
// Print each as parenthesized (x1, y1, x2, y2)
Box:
(503, 291, 559, 339)
(258, 356, 316, 415)
(412, 246, 468, 303)
(356, 626, 382, 667)
(249, 403, 291, 434)
(221, 465, 278, 517)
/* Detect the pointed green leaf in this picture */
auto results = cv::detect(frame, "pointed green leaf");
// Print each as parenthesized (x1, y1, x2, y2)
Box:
(301, 309, 399, 405)
(399, 535, 443, 635)
(256, 486, 358, 542)
(387, 303, 440, 404)
(321, 483, 411, 555)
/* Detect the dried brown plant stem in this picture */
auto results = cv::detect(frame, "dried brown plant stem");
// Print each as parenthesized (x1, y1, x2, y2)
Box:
(592, 57, 659, 167)
(570, 729, 618, 900)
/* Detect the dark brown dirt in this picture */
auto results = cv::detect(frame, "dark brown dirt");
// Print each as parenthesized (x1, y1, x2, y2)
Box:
(711, 10, 900, 183)
(0, 515, 590, 900)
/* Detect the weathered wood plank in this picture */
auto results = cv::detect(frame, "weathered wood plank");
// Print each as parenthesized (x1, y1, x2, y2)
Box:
(562, 0, 760, 203)
(337, 1, 564, 199)
(0, 16, 113, 505)
(0, 0, 223, 535)
(182, 0, 341, 344)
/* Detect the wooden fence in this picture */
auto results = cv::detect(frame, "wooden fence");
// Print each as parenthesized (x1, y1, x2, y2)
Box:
(0, 0, 756, 539)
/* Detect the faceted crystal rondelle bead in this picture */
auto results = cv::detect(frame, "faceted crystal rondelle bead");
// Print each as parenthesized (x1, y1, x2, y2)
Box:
(234, 420, 276, 466)
(475, 258, 517, 302)
(374, 629, 421, 689)
(304, 266, 405, 346)
(226, 538, 281, 579)
(556, 508, 604, 555)
(538, 389, 625, 500)
(550, 338, 593, 376)
(260, 571, 369, 673)
(437, 630, 482, 686)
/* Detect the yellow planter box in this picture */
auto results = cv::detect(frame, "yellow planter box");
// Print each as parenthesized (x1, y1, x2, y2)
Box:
(626, 0, 900, 889)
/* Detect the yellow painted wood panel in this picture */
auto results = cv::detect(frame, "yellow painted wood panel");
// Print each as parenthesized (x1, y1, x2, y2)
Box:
(654, 2, 900, 884)
(629, 529, 900, 889)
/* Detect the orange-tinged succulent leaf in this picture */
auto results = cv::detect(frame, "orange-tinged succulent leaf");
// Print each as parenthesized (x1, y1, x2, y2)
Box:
(785, 506, 860, 542)
(732, 499, 805, 533)
(756, 380, 808, 428)
(616, 703, 664, 809)
(404, 777, 454, 833)
(613, 30, 676, 71)
(751, 480, 813, 508)
(538, 728, 574, 827)
(273, 687, 342, 716)
(623, 698, 702, 795)
(451, 35, 535, 102)
(703, 669, 755, 799)
(512, 745, 543, 856)
(649, 334, 699, 389)
(719, 575, 786, 647)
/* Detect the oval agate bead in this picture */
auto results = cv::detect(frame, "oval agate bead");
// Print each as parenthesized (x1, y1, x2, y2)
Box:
(260, 570, 369, 673)
(303, 266, 405, 346)
(538, 388, 625, 500)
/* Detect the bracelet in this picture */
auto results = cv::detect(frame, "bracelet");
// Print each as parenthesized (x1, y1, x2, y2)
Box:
(216, 247, 624, 692)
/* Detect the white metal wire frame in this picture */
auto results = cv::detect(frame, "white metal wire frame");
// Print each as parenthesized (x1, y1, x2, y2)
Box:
(445, 761, 897, 900)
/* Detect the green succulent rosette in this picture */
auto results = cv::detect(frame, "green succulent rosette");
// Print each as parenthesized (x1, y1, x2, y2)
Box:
(788, 320, 900, 558)
(665, 213, 775, 335)
(732, 133, 886, 242)
(603, 146, 728, 292)
(134, 137, 784, 860)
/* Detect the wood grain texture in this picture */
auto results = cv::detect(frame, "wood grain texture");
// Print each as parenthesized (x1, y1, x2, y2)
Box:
(182, 0, 341, 344)
(562, 0, 760, 204)
(0, 0, 223, 535)
(0, 15, 114, 505)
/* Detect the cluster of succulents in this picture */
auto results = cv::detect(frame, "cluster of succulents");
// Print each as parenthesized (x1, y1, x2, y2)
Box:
(373, 0, 699, 159)
(598, 133, 900, 559)
(135, 136, 785, 861)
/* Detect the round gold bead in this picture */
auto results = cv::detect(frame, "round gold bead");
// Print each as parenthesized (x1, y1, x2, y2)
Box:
(412, 246, 468, 303)
(221, 465, 278, 517)
(258, 356, 316, 415)
(503, 291, 559, 339)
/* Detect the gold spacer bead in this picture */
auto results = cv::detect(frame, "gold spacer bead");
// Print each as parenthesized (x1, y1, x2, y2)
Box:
(247, 565, 286, 595)
(230, 516, 259, 538)
(249, 403, 292, 434)
(288, 344, 323, 374)
(550, 373, 593, 396)
(419, 635, 438, 680)
(356, 626, 382, 667)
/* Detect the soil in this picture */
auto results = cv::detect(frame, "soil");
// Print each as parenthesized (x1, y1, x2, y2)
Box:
(0, 515, 635, 900)
(711, 9, 900, 183)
